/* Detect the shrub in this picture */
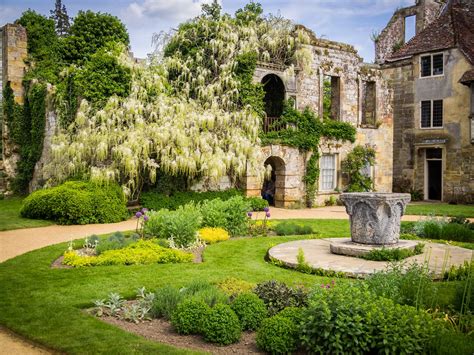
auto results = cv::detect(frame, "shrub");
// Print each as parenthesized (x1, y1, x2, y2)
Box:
(440, 223, 474, 243)
(274, 221, 314, 236)
(413, 216, 474, 243)
(231, 293, 267, 330)
(201, 196, 250, 236)
(171, 298, 210, 334)
(152, 286, 184, 320)
(140, 189, 243, 211)
(278, 306, 306, 325)
(361, 243, 424, 261)
(256, 315, 298, 354)
(63, 240, 193, 267)
(218, 277, 255, 296)
(254, 280, 308, 316)
(300, 284, 438, 354)
(202, 304, 241, 345)
(21, 181, 128, 225)
(365, 262, 437, 308)
(247, 197, 269, 211)
(96, 232, 137, 255)
(144, 204, 202, 247)
(192, 288, 229, 307)
(198, 227, 230, 244)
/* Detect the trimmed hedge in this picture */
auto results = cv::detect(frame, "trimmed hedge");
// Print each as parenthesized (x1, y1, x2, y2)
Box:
(21, 181, 128, 224)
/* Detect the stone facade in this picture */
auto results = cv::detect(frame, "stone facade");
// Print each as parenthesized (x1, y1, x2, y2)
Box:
(0, 24, 28, 193)
(246, 35, 394, 207)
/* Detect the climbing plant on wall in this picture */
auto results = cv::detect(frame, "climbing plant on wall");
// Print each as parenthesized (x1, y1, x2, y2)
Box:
(341, 145, 376, 192)
(260, 101, 356, 206)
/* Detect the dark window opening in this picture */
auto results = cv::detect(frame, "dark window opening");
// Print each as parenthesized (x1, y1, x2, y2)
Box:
(323, 75, 340, 120)
(404, 15, 416, 43)
(421, 100, 443, 128)
(361, 81, 376, 126)
(262, 74, 285, 133)
(433, 54, 443, 76)
(421, 56, 431, 77)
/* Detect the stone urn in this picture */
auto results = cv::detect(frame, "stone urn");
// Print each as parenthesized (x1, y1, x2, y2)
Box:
(340, 192, 411, 245)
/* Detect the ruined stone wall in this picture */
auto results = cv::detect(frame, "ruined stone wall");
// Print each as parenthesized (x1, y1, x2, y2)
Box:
(375, 0, 443, 64)
(385, 48, 474, 201)
(1, 24, 27, 193)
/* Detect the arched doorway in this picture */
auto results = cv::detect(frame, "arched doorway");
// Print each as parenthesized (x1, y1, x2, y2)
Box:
(261, 156, 286, 207)
(261, 74, 285, 132)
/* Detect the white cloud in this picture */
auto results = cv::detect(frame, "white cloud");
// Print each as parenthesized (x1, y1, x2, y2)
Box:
(125, 0, 220, 21)
(0, 5, 22, 25)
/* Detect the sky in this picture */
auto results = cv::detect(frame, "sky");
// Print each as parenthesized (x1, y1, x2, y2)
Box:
(0, 0, 415, 62)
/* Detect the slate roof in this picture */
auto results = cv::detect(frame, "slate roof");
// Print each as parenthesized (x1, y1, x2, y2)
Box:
(460, 69, 474, 85)
(389, 0, 474, 64)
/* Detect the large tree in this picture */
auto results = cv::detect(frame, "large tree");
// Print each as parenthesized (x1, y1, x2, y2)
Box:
(50, 0, 71, 37)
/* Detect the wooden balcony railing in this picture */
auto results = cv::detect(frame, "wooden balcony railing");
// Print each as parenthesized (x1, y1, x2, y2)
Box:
(263, 116, 286, 133)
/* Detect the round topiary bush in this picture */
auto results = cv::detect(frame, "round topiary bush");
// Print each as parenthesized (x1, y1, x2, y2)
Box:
(278, 306, 305, 325)
(171, 298, 210, 335)
(231, 292, 267, 331)
(202, 304, 241, 345)
(256, 315, 298, 354)
(20, 181, 128, 224)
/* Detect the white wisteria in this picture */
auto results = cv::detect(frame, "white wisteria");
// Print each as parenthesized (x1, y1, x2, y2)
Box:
(44, 7, 312, 199)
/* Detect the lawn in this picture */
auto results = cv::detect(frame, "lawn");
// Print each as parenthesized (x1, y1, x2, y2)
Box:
(0, 219, 472, 354)
(0, 197, 53, 231)
(406, 202, 474, 218)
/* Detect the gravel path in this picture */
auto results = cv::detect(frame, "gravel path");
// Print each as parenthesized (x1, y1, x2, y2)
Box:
(0, 206, 460, 354)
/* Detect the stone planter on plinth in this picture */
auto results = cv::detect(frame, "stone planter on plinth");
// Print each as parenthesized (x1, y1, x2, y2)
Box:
(340, 192, 411, 245)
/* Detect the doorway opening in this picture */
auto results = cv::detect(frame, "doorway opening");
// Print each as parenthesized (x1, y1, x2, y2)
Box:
(425, 148, 442, 200)
(261, 74, 285, 133)
(261, 156, 285, 207)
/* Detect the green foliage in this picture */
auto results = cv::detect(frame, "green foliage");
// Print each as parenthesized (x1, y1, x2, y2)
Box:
(171, 298, 210, 335)
(140, 189, 243, 211)
(201, 196, 250, 236)
(278, 306, 305, 324)
(95, 232, 137, 255)
(62, 10, 129, 63)
(365, 262, 437, 308)
(414, 218, 474, 243)
(218, 277, 256, 296)
(274, 221, 314, 236)
(12, 82, 47, 193)
(202, 304, 241, 345)
(20, 181, 128, 224)
(50, 0, 71, 37)
(444, 261, 474, 281)
(73, 45, 131, 105)
(144, 204, 202, 248)
(235, 52, 265, 116)
(254, 280, 308, 316)
(63, 239, 193, 267)
(151, 285, 184, 320)
(256, 315, 299, 354)
(361, 243, 424, 261)
(231, 292, 267, 330)
(303, 152, 319, 207)
(300, 284, 439, 354)
(2, 82, 24, 153)
(247, 197, 269, 211)
(341, 145, 376, 192)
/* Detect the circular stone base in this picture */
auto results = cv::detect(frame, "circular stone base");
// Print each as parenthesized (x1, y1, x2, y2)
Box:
(268, 238, 473, 278)
(330, 238, 419, 257)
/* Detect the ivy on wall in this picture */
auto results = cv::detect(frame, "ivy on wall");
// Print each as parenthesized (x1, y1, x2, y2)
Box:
(341, 145, 376, 192)
(260, 102, 356, 206)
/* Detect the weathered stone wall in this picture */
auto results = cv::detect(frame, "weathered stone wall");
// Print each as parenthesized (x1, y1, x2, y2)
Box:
(385, 48, 474, 201)
(375, 0, 443, 64)
(1, 24, 27, 192)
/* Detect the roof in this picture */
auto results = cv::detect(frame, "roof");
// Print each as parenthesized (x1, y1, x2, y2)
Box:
(389, 0, 474, 64)
(460, 69, 474, 85)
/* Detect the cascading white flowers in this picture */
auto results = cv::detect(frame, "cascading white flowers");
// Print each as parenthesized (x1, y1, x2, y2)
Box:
(44, 7, 312, 199)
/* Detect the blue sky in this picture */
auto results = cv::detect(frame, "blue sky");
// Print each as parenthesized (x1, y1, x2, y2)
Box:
(0, 0, 414, 62)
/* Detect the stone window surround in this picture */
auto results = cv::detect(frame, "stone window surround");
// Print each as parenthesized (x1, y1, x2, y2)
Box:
(419, 99, 444, 129)
(419, 52, 444, 78)
(358, 78, 378, 128)
(319, 70, 342, 121)
(319, 153, 338, 192)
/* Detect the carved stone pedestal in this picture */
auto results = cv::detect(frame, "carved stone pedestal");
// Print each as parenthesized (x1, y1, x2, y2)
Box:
(340, 192, 411, 245)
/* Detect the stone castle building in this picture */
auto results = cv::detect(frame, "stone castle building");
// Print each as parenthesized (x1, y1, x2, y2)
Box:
(1, 0, 472, 205)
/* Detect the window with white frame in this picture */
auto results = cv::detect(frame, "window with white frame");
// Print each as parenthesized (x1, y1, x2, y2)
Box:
(421, 100, 443, 128)
(320, 155, 337, 190)
(420, 53, 443, 77)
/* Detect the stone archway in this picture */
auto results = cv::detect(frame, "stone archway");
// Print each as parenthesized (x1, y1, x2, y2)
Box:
(262, 156, 286, 207)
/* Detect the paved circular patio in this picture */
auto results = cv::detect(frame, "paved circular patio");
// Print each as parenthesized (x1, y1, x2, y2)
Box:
(269, 238, 473, 278)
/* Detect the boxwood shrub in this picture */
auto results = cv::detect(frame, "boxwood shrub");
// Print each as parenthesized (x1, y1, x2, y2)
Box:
(202, 304, 241, 345)
(256, 315, 299, 354)
(231, 292, 267, 331)
(21, 181, 128, 224)
(171, 298, 210, 335)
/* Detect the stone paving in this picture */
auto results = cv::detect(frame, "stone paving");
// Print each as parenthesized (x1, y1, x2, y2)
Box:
(269, 238, 473, 278)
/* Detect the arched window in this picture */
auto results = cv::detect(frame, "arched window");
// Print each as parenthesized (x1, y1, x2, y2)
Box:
(261, 74, 285, 132)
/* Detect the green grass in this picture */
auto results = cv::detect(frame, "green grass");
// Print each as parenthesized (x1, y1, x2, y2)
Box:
(0, 219, 472, 354)
(406, 203, 474, 218)
(0, 197, 53, 231)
